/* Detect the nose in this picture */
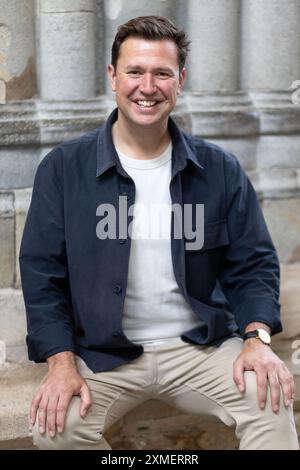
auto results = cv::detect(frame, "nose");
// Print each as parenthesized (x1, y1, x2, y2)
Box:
(139, 73, 157, 95)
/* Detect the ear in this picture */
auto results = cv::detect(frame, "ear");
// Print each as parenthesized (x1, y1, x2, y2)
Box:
(107, 64, 117, 92)
(178, 67, 186, 94)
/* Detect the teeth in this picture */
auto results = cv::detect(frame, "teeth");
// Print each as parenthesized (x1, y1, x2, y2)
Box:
(136, 100, 156, 107)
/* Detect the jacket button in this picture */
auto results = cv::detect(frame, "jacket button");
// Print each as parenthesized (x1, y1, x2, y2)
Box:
(119, 238, 126, 244)
(114, 285, 122, 294)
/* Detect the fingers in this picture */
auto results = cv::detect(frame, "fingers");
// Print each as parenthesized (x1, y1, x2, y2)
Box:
(29, 364, 89, 438)
(278, 364, 295, 408)
(257, 364, 295, 413)
(56, 394, 72, 434)
(46, 394, 59, 437)
(233, 358, 246, 393)
(37, 395, 49, 435)
(267, 370, 280, 412)
(29, 390, 42, 426)
(235, 344, 296, 414)
(33, 391, 73, 437)
(255, 369, 268, 410)
(291, 375, 296, 401)
(79, 383, 93, 418)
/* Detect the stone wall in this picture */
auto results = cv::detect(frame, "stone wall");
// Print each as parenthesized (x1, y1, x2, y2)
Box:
(0, 0, 300, 449)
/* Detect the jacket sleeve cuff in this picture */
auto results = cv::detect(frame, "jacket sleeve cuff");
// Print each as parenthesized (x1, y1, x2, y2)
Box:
(233, 297, 282, 336)
(26, 323, 75, 362)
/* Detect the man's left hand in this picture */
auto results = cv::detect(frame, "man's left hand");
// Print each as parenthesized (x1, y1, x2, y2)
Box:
(233, 339, 295, 412)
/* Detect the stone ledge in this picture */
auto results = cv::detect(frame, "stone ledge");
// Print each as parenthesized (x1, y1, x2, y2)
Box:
(0, 362, 46, 442)
(0, 289, 28, 363)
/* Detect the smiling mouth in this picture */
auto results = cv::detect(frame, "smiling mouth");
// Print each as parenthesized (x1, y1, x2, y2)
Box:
(135, 100, 159, 108)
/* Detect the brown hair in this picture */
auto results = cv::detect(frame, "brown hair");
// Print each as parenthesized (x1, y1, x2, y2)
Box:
(111, 16, 190, 72)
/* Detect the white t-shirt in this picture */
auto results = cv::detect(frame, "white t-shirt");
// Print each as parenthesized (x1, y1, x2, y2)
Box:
(117, 142, 204, 344)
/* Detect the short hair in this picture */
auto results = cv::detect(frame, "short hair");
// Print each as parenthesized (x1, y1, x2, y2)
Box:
(111, 15, 190, 72)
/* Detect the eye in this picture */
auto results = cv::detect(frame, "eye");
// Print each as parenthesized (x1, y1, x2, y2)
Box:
(157, 71, 170, 78)
(127, 70, 141, 76)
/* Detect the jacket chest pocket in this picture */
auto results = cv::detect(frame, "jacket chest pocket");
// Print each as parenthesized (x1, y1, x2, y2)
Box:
(184, 219, 229, 299)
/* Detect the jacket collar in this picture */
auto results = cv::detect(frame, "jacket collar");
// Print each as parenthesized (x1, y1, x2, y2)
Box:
(96, 108, 203, 178)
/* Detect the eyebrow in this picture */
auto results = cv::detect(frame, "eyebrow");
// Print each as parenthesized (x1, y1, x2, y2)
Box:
(124, 65, 175, 74)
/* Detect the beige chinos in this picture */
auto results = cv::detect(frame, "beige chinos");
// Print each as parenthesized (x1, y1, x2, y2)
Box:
(33, 337, 299, 450)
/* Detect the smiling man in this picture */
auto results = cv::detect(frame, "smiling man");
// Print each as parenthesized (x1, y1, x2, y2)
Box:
(20, 16, 299, 450)
(108, 35, 184, 148)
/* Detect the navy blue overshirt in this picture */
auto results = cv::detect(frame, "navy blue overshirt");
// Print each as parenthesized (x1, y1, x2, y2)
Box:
(19, 108, 282, 372)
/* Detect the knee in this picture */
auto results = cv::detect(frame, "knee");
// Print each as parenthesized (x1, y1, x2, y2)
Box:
(32, 396, 107, 450)
(33, 428, 108, 450)
(237, 372, 299, 449)
(243, 371, 298, 428)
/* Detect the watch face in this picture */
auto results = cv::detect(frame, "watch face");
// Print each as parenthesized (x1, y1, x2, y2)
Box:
(257, 328, 271, 344)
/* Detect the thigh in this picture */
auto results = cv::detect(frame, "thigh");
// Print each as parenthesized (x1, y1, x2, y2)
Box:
(156, 337, 248, 422)
(156, 338, 299, 449)
(75, 354, 154, 431)
(33, 354, 152, 449)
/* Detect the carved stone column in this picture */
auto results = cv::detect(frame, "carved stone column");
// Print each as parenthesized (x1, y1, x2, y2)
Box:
(241, 0, 300, 90)
(241, 1, 300, 256)
(38, 0, 96, 100)
(187, 0, 240, 92)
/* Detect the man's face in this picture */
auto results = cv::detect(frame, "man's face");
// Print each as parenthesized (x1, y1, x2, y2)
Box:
(107, 37, 186, 129)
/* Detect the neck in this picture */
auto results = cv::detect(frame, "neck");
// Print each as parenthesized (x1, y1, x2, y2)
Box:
(112, 112, 171, 160)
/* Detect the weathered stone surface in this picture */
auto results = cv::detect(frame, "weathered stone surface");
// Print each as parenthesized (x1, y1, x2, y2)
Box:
(6, 56, 37, 101)
(0, 0, 36, 100)
(279, 263, 300, 338)
(0, 149, 40, 189)
(37, 98, 107, 145)
(0, 436, 36, 450)
(241, 0, 300, 89)
(207, 138, 258, 172)
(0, 362, 46, 442)
(0, 99, 107, 149)
(95, 0, 105, 95)
(250, 91, 300, 135)
(0, 289, 27, 363)
(187, 0, 240, 92)
(257, 135, 300, 169)
(258, 169, 300, 200)
(0, 100, 39, 147)
(39, 0, 94, 12)
(0, 193, 14, 288)
(14, 189, 32, 288)
(186, 92, 259, 138)
(39, 5, 96, 99)
(262, 199, 300, 262)
(0, 340, 5, 365)
(0, 80, 5, 103)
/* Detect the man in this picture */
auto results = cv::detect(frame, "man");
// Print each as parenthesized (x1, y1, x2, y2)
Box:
(20, 16, 298, 450)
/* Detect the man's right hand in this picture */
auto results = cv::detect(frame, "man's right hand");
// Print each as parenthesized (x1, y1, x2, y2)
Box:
(29, 351, 92, 437)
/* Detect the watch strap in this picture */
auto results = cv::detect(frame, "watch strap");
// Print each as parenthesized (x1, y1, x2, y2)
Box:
(243, 330, 258, 341)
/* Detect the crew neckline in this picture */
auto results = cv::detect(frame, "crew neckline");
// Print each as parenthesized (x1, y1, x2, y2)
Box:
(116, 142, 172, 170)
